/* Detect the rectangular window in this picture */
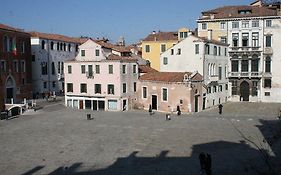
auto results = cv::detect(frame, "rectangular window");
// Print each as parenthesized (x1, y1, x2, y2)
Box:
(220, 22, 226, 29)
(218, 47, 221, 56)
(232, 33, 239, 47)
(122, 83, 127, 93)
(163, 57, 168, 65)
(252, 20, 259, 27)
(242, 33, 249, 47)
(252, 81, 258, 96)
(67, 83, 73, 92)
(142, 87, 147, 99)
(81, 50, 85, 57)
(161, 44, 166, 52)
(231, 80, 238, 95)
(88, 65, 93, 77)
(43, 82, 47, 89)
(205, 45, 210, 54)
(133, 65, 137, 74)
(80, 83, 87, 93)
(220, 37, 227, 44)
(41, 62, 48, 75)
(134, 82, 137, 92)
(219, 85, 223, 92)
(177, 48, 181, 55)
(95, 84, 101, 94)
(202, 23, 207, 30)
(265, 57, 271, 73)
(68, 65, 72, 74)
(108, 84, 114, 94)
(265, 92, 270, 96)
(213, 46, 217, 55)
(266, 36, 272, 47)
(81, 65, 86, 74)
(264, 79, 271, 88)
(51, 62, 55, 75)
(162, 88, 168, 101)
(242, 21, 249, 28)
(95, 49, 100, 56)
(195, 44, 199, 54)
(21, 61, 25, 72)
(13, 60, 18, 72)
(225, 48, 227, 56)
(266, 20, 272, 27)
(171, 49, 174, 55)
(232, 22, 239, 29)
(145, 45, 150, 52)
(208, 87, 212, 94)
(252, 32, 259, 47)
(52, 81, 56, 88)
(1, 60, 6, 72)
(122, 65, 126, 74)
(213, 86, 217, 93)
(95, 65, 100, 74)
(241, 60, 249, 72)
(231, 60, 238, 72)
(108, 65, 113, 74)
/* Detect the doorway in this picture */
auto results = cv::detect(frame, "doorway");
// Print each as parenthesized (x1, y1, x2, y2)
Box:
(202, 97, 206, 110)
(195, 95, 199, 112)
(123, 99, 127, 111)
(240, 81, 250, 101)
(152, 95, 157, 110)
(79, 100, 83, 109)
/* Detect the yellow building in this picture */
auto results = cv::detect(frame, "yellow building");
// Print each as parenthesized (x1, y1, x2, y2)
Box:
(142, 29, 190, 71)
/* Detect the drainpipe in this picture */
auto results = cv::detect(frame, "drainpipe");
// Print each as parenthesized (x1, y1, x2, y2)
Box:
(47, 39, 51, 93)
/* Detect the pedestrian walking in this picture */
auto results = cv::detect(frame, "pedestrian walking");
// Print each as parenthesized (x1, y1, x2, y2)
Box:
(205, 153, 212, 175)
(199, 152, 206, 174)
(218, 104, 223, 115)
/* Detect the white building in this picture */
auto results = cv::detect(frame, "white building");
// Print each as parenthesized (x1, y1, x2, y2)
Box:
(197, 1, 281, 102)
(64, 39, 139, 111)
(160, 32, 229, 109)
(30, 32, 83, 96)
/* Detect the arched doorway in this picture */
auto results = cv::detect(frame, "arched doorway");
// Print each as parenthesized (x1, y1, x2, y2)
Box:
(240, 81, 249, 101)
(6, 76, 16, 103)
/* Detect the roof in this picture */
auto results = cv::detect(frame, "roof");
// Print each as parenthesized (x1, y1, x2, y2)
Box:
(106, 54, 137, 62)
(195, 36, 229, 46)
(142, 31, 178, 42)
(200, 5, 278, 20)
(0, 23, 29, 34)
(138, 65, 158, 74)
(139, 72, 203, 83)
(29, 31, 84, 43)
(96, 40, 131, 53)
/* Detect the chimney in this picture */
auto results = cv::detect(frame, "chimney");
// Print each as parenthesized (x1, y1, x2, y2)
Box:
(207, 29, 212, 40)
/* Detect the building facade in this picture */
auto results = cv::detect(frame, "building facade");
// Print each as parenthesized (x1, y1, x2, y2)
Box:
(160, 33, 229, 108)
(197, 1, 281, 102)
(0, 23, 32, 110)
(135, 72, 204, 113)
(64, 39, 139, 111)
(30, 32, 82, 96)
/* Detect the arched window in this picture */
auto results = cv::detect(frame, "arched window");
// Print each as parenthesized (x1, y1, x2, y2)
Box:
(50, 41, 54, 50)
(41, 40, 45, 50)
(214, 46, 217, 55)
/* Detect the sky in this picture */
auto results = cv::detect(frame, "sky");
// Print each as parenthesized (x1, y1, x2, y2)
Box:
(1, 0, 254, 44)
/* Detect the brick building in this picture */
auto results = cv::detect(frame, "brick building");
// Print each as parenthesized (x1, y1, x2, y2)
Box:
(0, 23, 32, 110)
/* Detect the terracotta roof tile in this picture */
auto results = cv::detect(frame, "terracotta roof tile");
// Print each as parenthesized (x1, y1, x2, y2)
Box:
(0, 23, 28, 34)
(200, 5, 278, 20)
(139, 72, 203, 82)
(29, 31, 83, 43)
(138, 65, 158, 74)
(106, 54, 137, 62)
(143, 32, 178, 42)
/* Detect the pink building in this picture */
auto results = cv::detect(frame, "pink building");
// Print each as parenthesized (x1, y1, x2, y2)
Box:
(64, 39, 138, 111)
(135, 72, 205, 113)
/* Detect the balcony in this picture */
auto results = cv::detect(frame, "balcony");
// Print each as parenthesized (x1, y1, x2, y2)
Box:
(209, 75, 219, 82)
(264, 47, 273, 55)
(228, 72, 262, 78)
(229, 46, 261, 54)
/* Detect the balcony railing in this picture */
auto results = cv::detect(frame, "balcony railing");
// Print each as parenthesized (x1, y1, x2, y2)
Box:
(228, 72, 262, 78)
(229, 46, 261, 52)
(209, 75, 219, 82)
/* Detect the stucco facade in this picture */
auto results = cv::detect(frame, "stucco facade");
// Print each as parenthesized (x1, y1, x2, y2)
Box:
(160, 34, 229, 108)
(64, 39, 139, 111)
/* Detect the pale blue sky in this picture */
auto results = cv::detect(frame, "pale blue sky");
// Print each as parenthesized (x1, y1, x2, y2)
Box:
(0, 0, 253, 44)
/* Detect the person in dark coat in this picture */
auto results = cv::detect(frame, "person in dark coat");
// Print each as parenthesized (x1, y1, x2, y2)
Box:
(205, 153, 212, 175)
(218, 104, 223, 115)
(199, 152, 206, 174)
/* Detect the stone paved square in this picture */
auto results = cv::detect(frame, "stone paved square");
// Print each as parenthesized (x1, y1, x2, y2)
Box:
(0, 101, 281, 175)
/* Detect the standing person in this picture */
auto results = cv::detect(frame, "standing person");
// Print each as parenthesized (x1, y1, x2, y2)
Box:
(218, 104, 223, 115)
(205, 153, 212, 175)
(199, 152, 206, 174)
